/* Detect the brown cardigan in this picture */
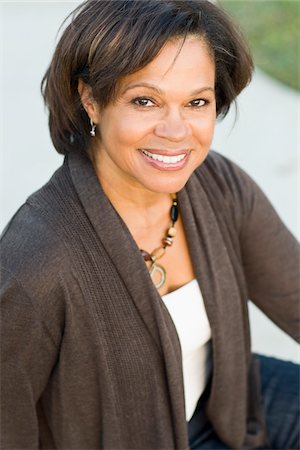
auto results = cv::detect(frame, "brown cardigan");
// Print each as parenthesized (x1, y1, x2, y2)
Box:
(1, 150, 299, 449)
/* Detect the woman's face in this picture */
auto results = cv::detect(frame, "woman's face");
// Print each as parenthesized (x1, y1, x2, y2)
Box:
(93, 36, 216, 194)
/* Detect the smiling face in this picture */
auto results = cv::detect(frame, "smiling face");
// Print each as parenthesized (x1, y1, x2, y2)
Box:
(91, 36, 216, 195)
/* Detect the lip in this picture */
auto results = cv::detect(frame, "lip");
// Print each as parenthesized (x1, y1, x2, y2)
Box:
(139, 148, 190, 171)
(140, 148, 190, 157)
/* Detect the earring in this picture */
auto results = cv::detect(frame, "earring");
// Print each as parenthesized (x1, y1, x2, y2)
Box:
(90, 118, 96, 137)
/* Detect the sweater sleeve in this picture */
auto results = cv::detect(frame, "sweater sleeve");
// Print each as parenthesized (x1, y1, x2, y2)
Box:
(0, 269, 59, 449)
(234, 165, 300, 343)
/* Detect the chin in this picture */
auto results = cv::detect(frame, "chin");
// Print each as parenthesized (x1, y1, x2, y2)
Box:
(142, 173, 192, 194)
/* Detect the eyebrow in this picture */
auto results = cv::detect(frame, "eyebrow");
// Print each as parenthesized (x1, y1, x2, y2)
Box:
(121, 82, 215, 96)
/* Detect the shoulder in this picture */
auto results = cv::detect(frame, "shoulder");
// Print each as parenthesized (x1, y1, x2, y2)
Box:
(190, 150, 272, 233)
(0, 162, 81, 335)
(193, 151, 256, 210)
(1, 155, 87, 268)
(197, 150, 257, 198)
(1, 201, 69, 281)
(1, 161, 74, 278)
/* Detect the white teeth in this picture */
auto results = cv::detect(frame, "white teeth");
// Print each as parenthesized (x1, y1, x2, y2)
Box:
(142, 150, 186, 164)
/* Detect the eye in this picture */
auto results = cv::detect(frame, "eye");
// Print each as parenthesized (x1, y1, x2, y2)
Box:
(132, 97, 156, 107)
(189, 98, 207, 108)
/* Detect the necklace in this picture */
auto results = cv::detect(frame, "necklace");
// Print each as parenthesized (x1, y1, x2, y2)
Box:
(140, 193, 179, 289)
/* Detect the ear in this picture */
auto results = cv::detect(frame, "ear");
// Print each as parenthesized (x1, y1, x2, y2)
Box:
(78, 79, 100, 123)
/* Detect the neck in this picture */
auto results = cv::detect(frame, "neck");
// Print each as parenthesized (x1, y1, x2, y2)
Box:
(89, 149, 180, 291)
(91, 151, 173, 230)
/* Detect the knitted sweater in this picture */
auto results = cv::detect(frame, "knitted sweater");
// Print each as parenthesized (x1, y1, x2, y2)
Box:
(1, 149, 299, 449)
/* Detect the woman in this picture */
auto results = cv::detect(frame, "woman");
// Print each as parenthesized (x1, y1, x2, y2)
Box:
(1, 0, 299, 449)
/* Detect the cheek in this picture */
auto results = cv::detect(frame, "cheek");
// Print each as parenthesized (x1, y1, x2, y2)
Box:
(110, 115, 151, 146)
(192, 116, 216, 145)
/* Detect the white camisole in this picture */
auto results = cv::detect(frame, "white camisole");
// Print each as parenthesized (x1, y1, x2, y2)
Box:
(161, 279, 212, 421)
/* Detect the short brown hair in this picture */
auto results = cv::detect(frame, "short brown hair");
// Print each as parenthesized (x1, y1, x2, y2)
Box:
(41, 0, 254, 155)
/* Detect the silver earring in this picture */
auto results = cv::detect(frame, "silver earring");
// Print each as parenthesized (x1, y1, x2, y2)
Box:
(90, 118, 96, 137)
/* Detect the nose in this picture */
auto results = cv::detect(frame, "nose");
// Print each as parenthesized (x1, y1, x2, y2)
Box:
(154, 108, 190, 142)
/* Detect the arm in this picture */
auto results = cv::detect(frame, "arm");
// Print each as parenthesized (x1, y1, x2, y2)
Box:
(1, 270, 59, 449)
(237, 169, 300, 342)
(205, 152, 300, 342)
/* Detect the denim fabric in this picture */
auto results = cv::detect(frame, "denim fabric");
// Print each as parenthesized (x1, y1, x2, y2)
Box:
(187, 354, 300, 449)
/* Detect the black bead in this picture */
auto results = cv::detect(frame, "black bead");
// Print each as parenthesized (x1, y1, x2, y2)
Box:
(171, 204, 178, 222)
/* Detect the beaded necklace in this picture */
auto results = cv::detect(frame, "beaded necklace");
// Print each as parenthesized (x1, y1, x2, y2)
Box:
(140, 193, 179, 289)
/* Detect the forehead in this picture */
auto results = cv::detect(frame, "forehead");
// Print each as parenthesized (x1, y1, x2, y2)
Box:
(118, 36, 215, 94)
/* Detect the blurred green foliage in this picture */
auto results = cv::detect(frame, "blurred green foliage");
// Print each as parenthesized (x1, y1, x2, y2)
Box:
(219, 0, 300, 91)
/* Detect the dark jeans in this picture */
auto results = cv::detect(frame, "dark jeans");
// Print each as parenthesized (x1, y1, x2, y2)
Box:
(187, 354, 300, 449)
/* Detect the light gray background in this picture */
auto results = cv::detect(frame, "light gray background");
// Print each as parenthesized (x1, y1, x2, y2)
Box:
(1, 1, 299, 362)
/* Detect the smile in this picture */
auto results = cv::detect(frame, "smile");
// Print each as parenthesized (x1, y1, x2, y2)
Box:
(139, 148, 190, 172)
(141, 149, 187, 164)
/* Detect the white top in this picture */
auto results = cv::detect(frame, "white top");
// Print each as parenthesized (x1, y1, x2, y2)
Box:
(161, 279, 212, 421)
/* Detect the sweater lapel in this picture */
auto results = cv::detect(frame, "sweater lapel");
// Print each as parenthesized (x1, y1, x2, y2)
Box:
(67, 150, 164, 351)
(67, 150, 190, 448)
(179, 167, 248, 447)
